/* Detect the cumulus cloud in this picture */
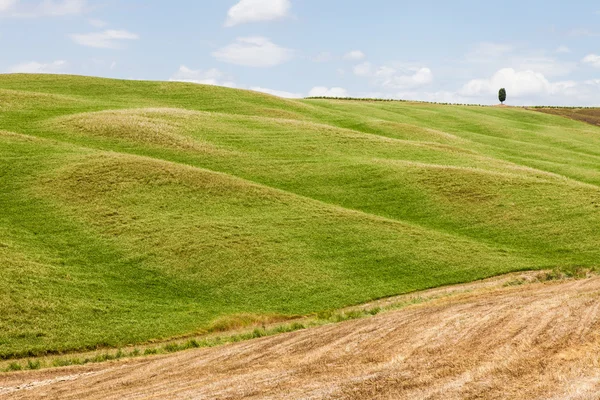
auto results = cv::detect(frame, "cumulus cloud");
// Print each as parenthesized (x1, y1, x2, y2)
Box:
(582, 54, 600, 68)
(454, 68, 600, 106)
(347, 43, 600, 106)
(344, 50, 366, 61)
(225, 0, 291, 27)
(464, 42, 575, 78)
(250, 86, 303, 98)
(0, 0, 18, 12)
(212, 36, 293, 67)
(361, 83, 600, 106)
(308, 86, 349, 97)
(169, 66, 236, 87)
(70, 29, 139, 49)
(460, 68, 551, 98)
(469, 42, 570, 74)
(513, 56, 576, 78)
(353, 62, 433, 89)
(0, 0, 86, 16)
(8, 60, 67, 73)
(551, 79, 600, 106)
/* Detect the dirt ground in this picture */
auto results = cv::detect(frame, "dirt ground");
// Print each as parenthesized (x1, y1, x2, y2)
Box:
(2, 275, 600, 399)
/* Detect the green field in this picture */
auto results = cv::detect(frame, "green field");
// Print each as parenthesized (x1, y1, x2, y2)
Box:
(1, 74, 599, 359)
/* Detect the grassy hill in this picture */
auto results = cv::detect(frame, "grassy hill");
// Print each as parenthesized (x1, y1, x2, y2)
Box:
(1, 74, 599, 359)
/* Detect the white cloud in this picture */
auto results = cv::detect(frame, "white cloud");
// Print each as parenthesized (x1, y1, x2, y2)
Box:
(361, 82, 600, 106)
(380, 67, 433, 89)
(344, 50, 366, 61)
(348, 43, 600, 106)
(456, 68, 600, 105)
(110, 61, 117, 70)
(556, 45, 570, 54)
(308, 86, 349, 97)
(513, 56, 576, 78)
(169, 66, 304, 97)
(70, 29, 139, 49)
(353, 62, 372, 77)
(0, 0, 86, 16)
(554, 79, 600, 106)
(212, 36, 293, 67)
(89, 18, 107, 27)
(460, 68, 551, 98)
(8, 60, 67, 73)
(169, 66, 237, 87)
(354, 62, 433, 89)
(463, 42, 575, 78)
(250, 86, 303, 98)
(582, 54, 600, 68)
(225, 0, 291, 27)
(0, 0, 18, 12)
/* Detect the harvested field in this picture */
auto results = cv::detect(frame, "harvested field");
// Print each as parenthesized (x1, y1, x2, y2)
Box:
(3, 275, 600, 399)
(533, 107, 600, 127)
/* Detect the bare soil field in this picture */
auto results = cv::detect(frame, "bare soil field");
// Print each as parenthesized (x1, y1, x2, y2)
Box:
(533, 107, 600, 127)
(2, 275, 600, 400)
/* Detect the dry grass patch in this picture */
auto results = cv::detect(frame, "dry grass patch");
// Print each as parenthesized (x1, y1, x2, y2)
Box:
(368, 120, 467, 144)
(49, 108, 230, 155)
(207, 313, 296, 333)
(0, 89, 88, 111)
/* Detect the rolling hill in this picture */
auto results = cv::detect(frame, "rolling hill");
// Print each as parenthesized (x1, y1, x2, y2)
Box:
(1, 74, 599, 360)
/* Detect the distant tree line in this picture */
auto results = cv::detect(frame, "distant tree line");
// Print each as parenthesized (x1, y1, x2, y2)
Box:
(304, 97, 490, 107)
(303, 96, 597, 109)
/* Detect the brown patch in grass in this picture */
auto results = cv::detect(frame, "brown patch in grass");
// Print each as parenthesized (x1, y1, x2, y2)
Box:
(49, 108, 230, 154)
(255, 108, 306, 120)
(370, 120, 466, 144)
(532, 107, 600, 128)
(0, 89, 88, 111)
(208, 313, 296, 333)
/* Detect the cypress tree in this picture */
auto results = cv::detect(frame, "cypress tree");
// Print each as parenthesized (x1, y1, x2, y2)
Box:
(499, 88, 507, 104)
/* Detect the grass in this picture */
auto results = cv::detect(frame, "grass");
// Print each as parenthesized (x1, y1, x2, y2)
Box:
(2, 269, 572, 372)
(1, 73, 600, 361)
(0, 280, 460, 372)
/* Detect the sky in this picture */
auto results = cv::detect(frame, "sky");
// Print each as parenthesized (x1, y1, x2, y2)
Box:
(1, 0, 600, 105)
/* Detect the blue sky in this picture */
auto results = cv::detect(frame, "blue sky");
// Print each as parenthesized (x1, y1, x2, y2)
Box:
(2, 0, 600, 105)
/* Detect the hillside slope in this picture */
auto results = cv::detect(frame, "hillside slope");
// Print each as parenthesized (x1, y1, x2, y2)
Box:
(1, 74, 599, 358)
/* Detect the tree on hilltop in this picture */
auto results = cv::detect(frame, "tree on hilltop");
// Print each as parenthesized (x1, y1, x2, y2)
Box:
(499, 88, 507, 105)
